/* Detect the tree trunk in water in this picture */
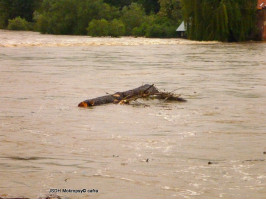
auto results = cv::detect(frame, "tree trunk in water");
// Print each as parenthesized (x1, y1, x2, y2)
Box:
(78, 84, 186, 108)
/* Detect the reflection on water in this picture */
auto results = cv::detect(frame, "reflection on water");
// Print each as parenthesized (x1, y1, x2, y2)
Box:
(0, 30, 266, 198)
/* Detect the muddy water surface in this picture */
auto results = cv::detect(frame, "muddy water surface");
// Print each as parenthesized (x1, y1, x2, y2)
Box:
(0, 30, 266, 198)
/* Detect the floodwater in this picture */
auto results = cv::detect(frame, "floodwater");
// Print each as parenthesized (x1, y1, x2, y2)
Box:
(0, 30, 265, 199)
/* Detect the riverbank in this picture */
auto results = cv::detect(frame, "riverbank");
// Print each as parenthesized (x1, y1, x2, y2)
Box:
(0, 30, 221, 48)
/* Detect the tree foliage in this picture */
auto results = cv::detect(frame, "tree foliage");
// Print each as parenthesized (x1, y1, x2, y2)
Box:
(158, 0, 182, 22)
(109, 19, 126, 37)
(0, 0, 42, 28)
(138, 0, 160, 14)
(0, 0, 259, 40)
(87, 19, 109, 37)
(7, 16, 32, 31)
(121, 3, 146, 35)
(34, 0, 119, 35)
(87, 19, 126, 37)
(181, 0, 257, 41)
(0, 0, 183, 38)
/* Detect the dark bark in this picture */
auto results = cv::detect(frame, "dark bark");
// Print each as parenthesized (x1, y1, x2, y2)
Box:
(78, 84, 186, 107)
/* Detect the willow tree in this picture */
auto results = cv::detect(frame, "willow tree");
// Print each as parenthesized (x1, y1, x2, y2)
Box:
(181, 0, 257, 41)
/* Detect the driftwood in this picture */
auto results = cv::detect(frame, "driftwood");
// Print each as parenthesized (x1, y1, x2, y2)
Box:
(78, 84, 186, 108)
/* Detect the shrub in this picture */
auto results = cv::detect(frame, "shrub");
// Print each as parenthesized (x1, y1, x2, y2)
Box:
(7, 17, 31, 31)
(121, 3, 146, 35)
(33, 11, 48, 33)
(132, 26, 144, 37)
(131, 15, 155, 37)
(163, 25, 178, 38)
(145, 23, 177, 38)
(35, 0, 120, 35)
(108, 19, 125, 37)
(87, 19, 109, 36)
(145, 24, 165, 37)
(132, 24, 148, 37)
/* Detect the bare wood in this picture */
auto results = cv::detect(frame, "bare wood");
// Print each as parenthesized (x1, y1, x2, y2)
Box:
(78, 84, 186, 108)
(78, 84, 159, 107)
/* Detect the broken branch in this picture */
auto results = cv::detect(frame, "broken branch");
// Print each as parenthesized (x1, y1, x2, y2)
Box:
(78, 84, 186, 108)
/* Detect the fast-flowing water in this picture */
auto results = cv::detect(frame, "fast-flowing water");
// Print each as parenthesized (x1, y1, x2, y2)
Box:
(0, 30, 265, 199)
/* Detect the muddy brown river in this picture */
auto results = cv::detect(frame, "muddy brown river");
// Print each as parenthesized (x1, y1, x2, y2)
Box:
(0, 30, 266, 198)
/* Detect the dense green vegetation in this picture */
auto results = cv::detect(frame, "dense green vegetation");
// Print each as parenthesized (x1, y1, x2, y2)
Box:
(0, 0, 182, 38)
(181, 0, 257, 41)
(0, 0, 42, 28)
(0, 0, 259, 41)
(7, 16, 33, 31)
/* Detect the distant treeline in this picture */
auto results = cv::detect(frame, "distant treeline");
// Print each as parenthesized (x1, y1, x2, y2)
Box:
(0, 0, 258, 41)
(0, 0, 182, 38)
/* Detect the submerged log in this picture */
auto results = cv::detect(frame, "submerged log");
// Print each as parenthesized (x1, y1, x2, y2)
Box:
(78, 84, 186, 108)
